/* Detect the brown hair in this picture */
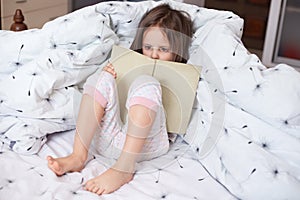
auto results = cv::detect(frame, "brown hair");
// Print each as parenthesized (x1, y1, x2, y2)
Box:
(130, 4, 193, 63)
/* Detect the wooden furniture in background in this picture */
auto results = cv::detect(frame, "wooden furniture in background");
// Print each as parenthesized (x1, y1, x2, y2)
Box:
(10, 9, 27, 31)
(205, 0, 271, 57)
(1, 0, 69, 30)
(71, 0, 204, 11)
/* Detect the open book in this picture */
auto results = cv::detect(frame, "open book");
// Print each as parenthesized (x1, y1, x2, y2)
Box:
(110, 45, 200, 134)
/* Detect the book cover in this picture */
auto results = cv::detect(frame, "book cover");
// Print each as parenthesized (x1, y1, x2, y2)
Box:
(110, 45, 200, 134)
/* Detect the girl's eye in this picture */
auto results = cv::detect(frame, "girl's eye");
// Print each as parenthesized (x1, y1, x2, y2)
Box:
(159, 47, 170, 53)
(143, 45, 152, 50)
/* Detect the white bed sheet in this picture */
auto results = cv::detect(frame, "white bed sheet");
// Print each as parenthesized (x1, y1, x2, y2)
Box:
(0, 130, 235, 200)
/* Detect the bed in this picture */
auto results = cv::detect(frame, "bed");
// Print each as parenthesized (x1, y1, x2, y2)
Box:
(1, 0, 300, 199)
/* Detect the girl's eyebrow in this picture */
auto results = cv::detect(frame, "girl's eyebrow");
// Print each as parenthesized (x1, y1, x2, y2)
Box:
(142, 43, 170, 48)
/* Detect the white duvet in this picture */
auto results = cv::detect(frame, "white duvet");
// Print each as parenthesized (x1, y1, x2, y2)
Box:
(0, 0, 300, 199)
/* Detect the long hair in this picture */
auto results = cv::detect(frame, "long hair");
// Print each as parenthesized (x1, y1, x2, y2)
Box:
(130, 4, 193, 63)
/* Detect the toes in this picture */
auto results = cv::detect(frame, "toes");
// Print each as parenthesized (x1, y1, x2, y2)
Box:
(47, 157, 55, 168)
(102, 189, 111, 195)
(83, 180, 94, 191)
(52, 161, 60, 171)
(91, 186, 99, 193)
(84, 180, 105, 195)
(96, 188, 104, 195)
(47, 156, 54, 164)
(47, 158, 63, 175)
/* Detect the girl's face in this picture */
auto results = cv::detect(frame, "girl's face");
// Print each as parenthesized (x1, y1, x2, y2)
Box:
(142, 26, 174, 61)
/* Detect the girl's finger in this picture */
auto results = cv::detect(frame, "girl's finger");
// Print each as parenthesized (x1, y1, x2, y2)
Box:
(107, 63, 113, 69)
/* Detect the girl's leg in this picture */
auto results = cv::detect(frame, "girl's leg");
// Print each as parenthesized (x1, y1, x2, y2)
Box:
(47, 94, 104, 175)
(47, 70, 118, 175)
(84, 75, 168, 195)
(84, 104, 156, 195)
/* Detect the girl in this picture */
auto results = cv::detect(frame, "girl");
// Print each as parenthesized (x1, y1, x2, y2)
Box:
(47, 3, 193, 195)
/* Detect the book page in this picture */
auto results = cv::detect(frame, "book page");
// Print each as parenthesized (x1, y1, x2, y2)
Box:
(155, 59, 200, 134)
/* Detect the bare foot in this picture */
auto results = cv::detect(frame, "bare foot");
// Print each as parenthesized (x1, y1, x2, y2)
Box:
(84, 168, 134, 195)
(47, 154, 85, 176)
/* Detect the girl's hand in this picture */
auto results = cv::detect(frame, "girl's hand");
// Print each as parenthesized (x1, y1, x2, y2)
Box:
(103, 62, 117, 79)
